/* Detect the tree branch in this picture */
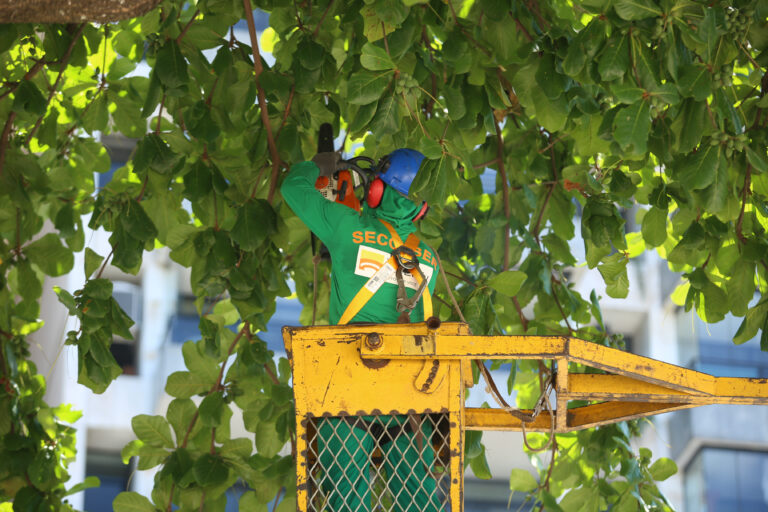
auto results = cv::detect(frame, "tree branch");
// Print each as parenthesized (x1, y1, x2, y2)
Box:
(25, 23, 87, 146)
(0, 59, 49, 101)
(312, 1, 334, 37)
(242, 0, 283, 204)
(0, 111, 16, 179)
(494, 119, 511, 270)
(176, 9, 200, 43)
(735, 163, 752, 243)
(156, 93, 166, 134)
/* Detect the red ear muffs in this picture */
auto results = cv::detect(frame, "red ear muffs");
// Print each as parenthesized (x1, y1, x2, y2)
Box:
(413, 201, 428, 221)
(367, 177, 385, 208)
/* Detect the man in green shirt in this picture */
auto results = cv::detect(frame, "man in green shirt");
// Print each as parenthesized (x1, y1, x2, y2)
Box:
(281, 149, 442, 512)
(281, 149, 438, 325)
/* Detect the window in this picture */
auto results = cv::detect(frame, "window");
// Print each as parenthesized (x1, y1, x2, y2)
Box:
(111, 281, 142, 375)
(84, 452, 130, 512)
(169, 294, 203, 344)
(98, 135, 136, 188)
(684, 448, 768, 511)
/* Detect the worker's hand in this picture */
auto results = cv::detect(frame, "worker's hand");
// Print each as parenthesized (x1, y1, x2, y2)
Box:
(311, 152, 339, 178)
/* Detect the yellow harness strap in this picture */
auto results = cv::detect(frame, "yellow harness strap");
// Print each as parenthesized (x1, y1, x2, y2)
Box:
(338, 220, 433, 325)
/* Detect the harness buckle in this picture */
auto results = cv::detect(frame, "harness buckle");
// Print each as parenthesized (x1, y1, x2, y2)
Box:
(392, 246, 419, 270)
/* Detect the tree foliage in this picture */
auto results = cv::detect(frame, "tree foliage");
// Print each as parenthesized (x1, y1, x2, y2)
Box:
(1, 0, 767, 510)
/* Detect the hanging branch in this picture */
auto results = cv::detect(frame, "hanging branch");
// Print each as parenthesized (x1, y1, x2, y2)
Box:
(312, 0, 334, 37)
(176, 9, 200, 43)
(0, 58, 49, 101)
(735, 163, 752, 243)
(25, 23, 87, 146)
(494, 119, 511, 271)
(242, 0, 283, 203)
(0, 111, 16, 179)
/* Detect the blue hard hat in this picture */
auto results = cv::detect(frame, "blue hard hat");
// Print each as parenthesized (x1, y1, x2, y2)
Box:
(378, 148, 425, 197)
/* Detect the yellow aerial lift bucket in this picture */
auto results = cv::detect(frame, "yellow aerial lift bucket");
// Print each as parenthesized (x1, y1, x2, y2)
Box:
(283, 321, 768, 512)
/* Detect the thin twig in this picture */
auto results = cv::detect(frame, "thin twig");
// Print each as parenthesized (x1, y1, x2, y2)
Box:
(25, 23, 86, 145)
(0, 112, 16, 179)
(512, 296, 529, 331)
(176, 9, 200, 43)
(156, 93, 166, 134)
(312, 1, 335, 37)
(434, 251, 467, 323)
(494, 119, 511, 270)
(550, 278, 574, 335)
(242, 0, 282, 203)
(735, 163, 752, 243)
(0, 59, 49, 101)
(511, 15, 535, 43)
(95, 246, 115, 280)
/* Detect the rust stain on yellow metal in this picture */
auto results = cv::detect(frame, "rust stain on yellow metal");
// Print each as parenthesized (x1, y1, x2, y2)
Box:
(284, 322, 768, 512)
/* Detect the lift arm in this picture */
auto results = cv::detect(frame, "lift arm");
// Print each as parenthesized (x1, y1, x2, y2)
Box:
(355, 327, 768, 433)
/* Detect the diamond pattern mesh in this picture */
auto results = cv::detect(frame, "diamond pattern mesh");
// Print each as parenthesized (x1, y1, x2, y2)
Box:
(306, 413, 451, 512)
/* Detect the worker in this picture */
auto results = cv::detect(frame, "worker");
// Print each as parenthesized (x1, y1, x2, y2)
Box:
(281, 148, 441, 512)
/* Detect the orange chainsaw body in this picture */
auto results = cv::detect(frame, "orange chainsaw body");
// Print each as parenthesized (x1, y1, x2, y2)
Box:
(315, 169, 361, 212)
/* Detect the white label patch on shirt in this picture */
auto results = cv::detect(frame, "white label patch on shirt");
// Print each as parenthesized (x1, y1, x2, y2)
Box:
(354, 245, 433, 290)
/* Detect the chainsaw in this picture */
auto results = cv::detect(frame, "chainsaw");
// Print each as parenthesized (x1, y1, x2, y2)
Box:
(314, 123, 373, 213)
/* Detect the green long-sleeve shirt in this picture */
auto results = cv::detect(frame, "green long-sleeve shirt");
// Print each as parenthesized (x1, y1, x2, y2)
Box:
(281, 161, 438, 325)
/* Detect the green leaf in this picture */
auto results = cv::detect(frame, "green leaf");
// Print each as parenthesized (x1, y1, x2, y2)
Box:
(598, 34, 629, 81)
(12, 79, 47, 115)
(641, 207, 668, 247)
(360, 42, 395, 70)
(193, 453, 230, 486)
(131, 415, 175, 448)
(182, 340, 220, 387)
(746, 146, 768, 173)
(24, 233, 74, 277)
(560, 487, 599, 511)
(598, 253, 630, 299)
(677, 64, 713, 101)
(123, 200, 158, 242)
(649, 457, 677, 481)
(133, 133, 178, 175)
(166, 398, 197, 444)
(487, 271, 526, 297)
(613, 101, 651, 156)
(166, 371, 208, 398)
(348, 101, 378, 134)
(231, 200, 277, 251)
(199, 392, 226, 427)
(469, 445, 492, 479)
(509, 468, 538, 492)
(185, 100, 220, 142)
(84, 248, 104, 279)
(155, 39, 189, 90)
(347, 70, 393, 105)
(728, 261, 755, 317)
(184, 161, 213, 201)
(614, 0, 662, 20)
(255, 421, 283, 458)
(734, 300, 768, 344)
(239, 491, 269, 511)
(677, 144, 720, 190)
(113, 492, 156, 512)
(369, 95, 400, 136)
(64, 476, 100, 496)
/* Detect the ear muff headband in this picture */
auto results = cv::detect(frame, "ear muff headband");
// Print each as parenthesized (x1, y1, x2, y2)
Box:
(413, 201, 429, 221)
(367, 177, 385, 208)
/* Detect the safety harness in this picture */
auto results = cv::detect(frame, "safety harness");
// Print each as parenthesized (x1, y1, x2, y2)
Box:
(338, 219, 433, 325)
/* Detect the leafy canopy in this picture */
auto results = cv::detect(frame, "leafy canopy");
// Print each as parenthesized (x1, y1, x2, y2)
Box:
(0, 0, 767, 510)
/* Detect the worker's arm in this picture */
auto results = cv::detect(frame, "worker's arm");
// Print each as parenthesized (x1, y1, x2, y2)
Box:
(280, 161, 358, 245)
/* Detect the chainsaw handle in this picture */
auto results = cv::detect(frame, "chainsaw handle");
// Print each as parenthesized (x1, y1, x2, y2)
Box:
(337, 156, 376, 188)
